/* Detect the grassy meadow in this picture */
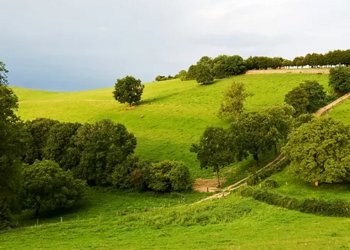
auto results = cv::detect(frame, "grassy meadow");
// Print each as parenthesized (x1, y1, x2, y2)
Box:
(2, 192, 350, 249)
(4, 73, 350, 249)
(12, 73, 330, 178)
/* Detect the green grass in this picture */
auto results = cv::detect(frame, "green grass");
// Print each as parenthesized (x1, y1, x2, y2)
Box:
(2, 193, 350, 249)
(12, 74, 329, 178)
(5, 73, 350, 249)
(263, 169, 350, 201)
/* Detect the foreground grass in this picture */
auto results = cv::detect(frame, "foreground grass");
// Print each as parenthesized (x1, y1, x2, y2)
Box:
(16, 188, 210, 227)
(12, 74, 329, 178)
(2, 193, 350, 250)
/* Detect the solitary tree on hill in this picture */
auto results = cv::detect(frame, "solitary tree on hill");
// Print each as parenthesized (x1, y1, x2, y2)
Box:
(113, 76, 144, 106)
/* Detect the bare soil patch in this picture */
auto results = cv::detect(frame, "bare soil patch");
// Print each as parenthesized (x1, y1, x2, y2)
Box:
(193, 178, 225, 193)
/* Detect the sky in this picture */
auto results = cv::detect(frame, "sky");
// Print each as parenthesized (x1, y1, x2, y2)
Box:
(1, 0, 350, 91)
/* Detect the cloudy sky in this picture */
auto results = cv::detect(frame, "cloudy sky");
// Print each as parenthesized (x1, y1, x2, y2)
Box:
(1, 0, 349, 91)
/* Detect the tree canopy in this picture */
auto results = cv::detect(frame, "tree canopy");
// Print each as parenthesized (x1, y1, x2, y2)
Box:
(191, 127, 235, 186)
(22, 160, 88, 215)
(329, 66, 350, 96)
(0, 62, 27, 229)
(113, 76, 144, 106)
(284, 117, 350, 184)
(285, 80, 326, 116)
(218, 82, 252, 119)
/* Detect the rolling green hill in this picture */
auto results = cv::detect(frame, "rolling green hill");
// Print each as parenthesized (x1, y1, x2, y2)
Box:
(4, 73, 350, 249)
(12, 74, 329, 178)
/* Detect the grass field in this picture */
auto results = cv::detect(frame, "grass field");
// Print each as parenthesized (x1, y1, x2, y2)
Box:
(5, 73, 350, 249)
(2, 192, 350, 249)
(12, 73, 330, 178)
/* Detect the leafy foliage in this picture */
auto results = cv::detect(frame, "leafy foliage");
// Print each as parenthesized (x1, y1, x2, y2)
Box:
(213, 55, 246, 79)
(195, 63, 213, 85)
(0, 62, 27, 229)
(218, 82, 252, 119)
(191, 127, 235, 185)
(113, 76, 145, 106)
(44, 122, 82, 170)
(148, 161, 192, 192)
(74, 119, 137, 186)
(329, 66, 350, 96)
(23, 118, 59, 164)
(285, 80, 326, 116)
(284, 117, 350, 184)
(22, 160, 87, 215)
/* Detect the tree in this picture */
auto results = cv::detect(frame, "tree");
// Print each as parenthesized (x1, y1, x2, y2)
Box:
(284, 86, 309, 116)
(284, 118, 350, 185)
(112, 155, 150, 190)
(195, 63, 213, 85)
(218, 82, 252, 119)
(263, 105, 294, 154)
(23, 118, 59, 164)
(213, 55, 246, 78)
(191, 127, 235, 186)
(186, 65, 197, 80)
(22, 160, 87, 215)
(329, 66, 350, 96)
(230, 112, 275, 166)
(74, 119, 136, 186)
(113, 76, 144, 106)
(176, 70, 187, 81)
(0, 61, 28, 229)
(44, 122, 82, 170)
(285, 80, 326, 116)
(147, 161, 192, 192)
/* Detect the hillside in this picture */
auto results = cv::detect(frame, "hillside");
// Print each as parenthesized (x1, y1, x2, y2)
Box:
(4, 73, 350, 249)
(12, 73, 330, 178)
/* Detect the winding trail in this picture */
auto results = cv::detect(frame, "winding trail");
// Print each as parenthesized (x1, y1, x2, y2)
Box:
(194, 92, 350, 204)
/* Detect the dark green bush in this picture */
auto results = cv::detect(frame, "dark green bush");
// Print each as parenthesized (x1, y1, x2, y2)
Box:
(148, 161, 192, 192)
(241, 186, 350, 217)
(262, 180, 279, 188)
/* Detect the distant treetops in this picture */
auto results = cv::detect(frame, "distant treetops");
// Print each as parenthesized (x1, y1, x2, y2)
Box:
(155, 48, 350, 85)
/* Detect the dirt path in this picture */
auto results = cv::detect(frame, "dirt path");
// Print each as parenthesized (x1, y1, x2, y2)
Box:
(194, 92, 350, 204)
(246, 69, 330, 75)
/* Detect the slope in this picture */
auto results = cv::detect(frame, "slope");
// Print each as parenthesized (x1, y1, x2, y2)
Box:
(12, 74, 329, 178)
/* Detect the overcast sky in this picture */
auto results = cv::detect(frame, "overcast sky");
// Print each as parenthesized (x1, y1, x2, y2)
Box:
(1, 0, 349, 91)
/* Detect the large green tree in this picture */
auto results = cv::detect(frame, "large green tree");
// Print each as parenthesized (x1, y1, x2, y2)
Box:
(22, 160, 87, 215)
(113, 76, 144, 106)
(44, 122, 82, 171)
(23, 118, 59, 164)
(284, 118, 350, 184)
(218, 82, 252, 120)
(191, 127, 235, 186)
(329, 66, 350, 96)
(74, 119, 137, 186)
(285, 80, 326, 116)
(0, 61, 27, 229)
(195, 63, 213, 85)
(230, 111, 276, 166)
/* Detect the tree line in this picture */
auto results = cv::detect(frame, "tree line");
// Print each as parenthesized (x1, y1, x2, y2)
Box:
(154, 49, 350, 85)
(0, 62, 192, 230)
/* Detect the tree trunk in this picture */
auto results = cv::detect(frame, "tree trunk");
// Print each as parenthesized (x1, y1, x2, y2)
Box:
(35, 203, 41, 216)
(216, 170, 220, 187)
(274, 143, 278, 155)
(253, 154, 259, 167)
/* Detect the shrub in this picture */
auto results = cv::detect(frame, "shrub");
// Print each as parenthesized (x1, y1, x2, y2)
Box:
(262, 180, 279, 188)
(148, 161, 192, 192)
(241, 186, 350, 217)
(169, 163, 193, 192)
(22, 160, 88, 215)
